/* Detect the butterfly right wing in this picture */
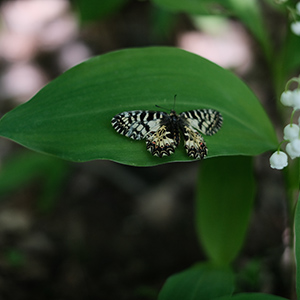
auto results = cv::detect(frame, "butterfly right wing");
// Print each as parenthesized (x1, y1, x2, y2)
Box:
(179, 109, 223, 159)
(179, 109, 223, 136)
(111, 110, 179, 157)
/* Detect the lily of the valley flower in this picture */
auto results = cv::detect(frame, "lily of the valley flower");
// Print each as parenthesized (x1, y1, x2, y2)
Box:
(280, 90, 294, 106)
(280, 89, 300, 109)
(269, 151, 288, 170)
(283, 124, 300, 140)
(291, 21, 300, 36)
(292, 90, 300, 109)
(286, 139, 300, 159)
(270, 76, 300, 170)
(296, 2, 300, 14)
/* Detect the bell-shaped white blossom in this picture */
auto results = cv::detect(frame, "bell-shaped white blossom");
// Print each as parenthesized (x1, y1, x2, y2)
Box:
(292, 89, 300, 109)
(286, 139, 300, 159)
(269, 151, 288, 169)
(291, 21, 300, 36)
(283, 124, 300, 141)
(296, 2, 300, 14)
(280, 90, 294, 107)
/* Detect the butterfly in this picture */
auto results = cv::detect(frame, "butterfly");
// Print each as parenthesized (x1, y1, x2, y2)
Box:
(111, 104, 222, 159)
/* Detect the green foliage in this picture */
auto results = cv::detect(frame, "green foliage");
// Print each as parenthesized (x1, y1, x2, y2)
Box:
(158, 263, 235, 300)
(216, 293, 289, 300)
(295, 196, 300, 299)
(74, 0, 128, 22)
(1, 0, 299, 298)
(0, 151, 68, 212)
(196, 156, 255, 266)
(151, 0, 211, 15)
(0, 47, 277, 166)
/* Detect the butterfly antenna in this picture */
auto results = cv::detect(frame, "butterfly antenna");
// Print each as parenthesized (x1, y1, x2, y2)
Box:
(155, 95, 177, 112)
(155, 104, 169, 111)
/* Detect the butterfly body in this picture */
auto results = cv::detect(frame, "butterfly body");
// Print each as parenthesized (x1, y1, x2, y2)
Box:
(111, 108, 222, 159)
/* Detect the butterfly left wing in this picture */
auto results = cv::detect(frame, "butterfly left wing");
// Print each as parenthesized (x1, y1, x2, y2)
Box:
(111, 110, 180, 157)
(179, 109, 223, 159)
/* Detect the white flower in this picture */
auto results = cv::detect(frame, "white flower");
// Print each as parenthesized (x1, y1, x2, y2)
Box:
(284, 124, 300, 140)
(292, 89, 300, 109)
(296, 2, 300, 14)
(291, 21, 300, 36)
(270, 151, 288, 169)
(280, 90, 294, 106)
(281, 90, 300, 109)
(286, 139, 300, 159)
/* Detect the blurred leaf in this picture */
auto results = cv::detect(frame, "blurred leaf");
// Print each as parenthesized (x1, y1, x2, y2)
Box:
(74, 0, 128, 22)
(216, 293, 289, 300)
(0, 151, 68, 212)
(158, 263, 235, 300)
(222, 0, 271, 60)
(0, 47, 277, 166)
(150, 6, 177, 42)
(37, 158, 69, 213)
(196, 156, 255, 265)
(151, 0, 212, 14)
(5, 249, 25, 268)
(280, 32, 300, 79)
(235, 259, 262, 293)
(294, 194, 300, 298)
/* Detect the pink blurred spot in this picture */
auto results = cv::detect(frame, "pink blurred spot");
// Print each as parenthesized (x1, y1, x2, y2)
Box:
(0, 0, 77, 61)
(38, 14, 78, 51)
(177, 22, 252, 74)
(1, 63, 48, 102)
(58, 42, 92, 71)
(1, 0, 69, 33)
(0, 32, 38, 61)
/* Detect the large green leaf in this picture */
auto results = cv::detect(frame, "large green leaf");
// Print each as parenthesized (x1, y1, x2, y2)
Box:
(196, 156, 255, 265)
(158, 263, 235, 300)
(0, 47, 277, 166)
(216, 293, 288, 300)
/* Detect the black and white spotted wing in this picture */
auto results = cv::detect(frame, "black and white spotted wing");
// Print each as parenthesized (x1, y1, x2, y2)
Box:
(111, 108, 222, 159)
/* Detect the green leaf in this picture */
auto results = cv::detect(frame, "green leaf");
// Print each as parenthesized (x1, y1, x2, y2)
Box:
(0, 47, 277, 166)
(0, 151, 68, 212)
(158, 263, 235, 300)
(74, 0, 128, 22)
(196, 156, 255, 265)
(294, 194, 300, 299)
(281, 32, 300, 78)
(151, 0, 212, 14)
(215, 293, 289, 300)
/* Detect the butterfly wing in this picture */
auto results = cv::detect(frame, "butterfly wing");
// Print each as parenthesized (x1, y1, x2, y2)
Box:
(179, 109, 222, 159)
(111, 110, 180, 157)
